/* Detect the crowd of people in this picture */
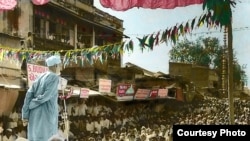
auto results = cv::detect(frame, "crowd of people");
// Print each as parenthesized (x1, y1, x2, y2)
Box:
(0, 95, 249, 141)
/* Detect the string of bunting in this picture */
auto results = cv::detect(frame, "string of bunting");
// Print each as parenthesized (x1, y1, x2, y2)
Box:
(136, 0, 235, 51)
(0, 11, 228, 67)
(0, 0, 234, 68)
(133, 12, 213, 52)
(0, 42, 129, 68)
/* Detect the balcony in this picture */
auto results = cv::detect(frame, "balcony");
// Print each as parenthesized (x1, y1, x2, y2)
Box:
(34, 36, 74, 51)
(93, 8, 124, 32)
(49, 0, 124, 33)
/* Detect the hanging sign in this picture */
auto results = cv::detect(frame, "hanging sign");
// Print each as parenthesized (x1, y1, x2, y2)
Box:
(98, 79, 112, 93)
(116, 83, 135, 101)
(158, 89, 168, 98)
(58, 77, 68, 90)
(80, 88, 89, 98)
(27, 63, 48, 88)
(134, 89, 150, 100)
(148, 89, 158, 98)
(27, 63, 67, 90)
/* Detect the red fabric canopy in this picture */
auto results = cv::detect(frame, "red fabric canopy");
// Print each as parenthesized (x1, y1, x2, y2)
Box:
(100, 0, 204, 11)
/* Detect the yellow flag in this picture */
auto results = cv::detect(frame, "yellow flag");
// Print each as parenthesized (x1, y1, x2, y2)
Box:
(0, 49, 3, 61)
(198, 21, 204, 27)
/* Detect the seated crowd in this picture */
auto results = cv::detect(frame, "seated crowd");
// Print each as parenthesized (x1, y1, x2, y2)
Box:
(0, 96, 249, 141)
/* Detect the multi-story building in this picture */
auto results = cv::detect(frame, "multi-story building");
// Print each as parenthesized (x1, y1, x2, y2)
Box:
(1, 0, 124, 50)
(0, 0, 125, 115)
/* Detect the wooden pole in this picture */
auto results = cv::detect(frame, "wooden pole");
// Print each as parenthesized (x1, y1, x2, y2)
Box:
(227, 22, 234, 124)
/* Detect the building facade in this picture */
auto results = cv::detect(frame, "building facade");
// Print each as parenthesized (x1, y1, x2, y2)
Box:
(169, 62, 219, 89)
(0, 0, 125, 115)
(0, 0, 124, 50)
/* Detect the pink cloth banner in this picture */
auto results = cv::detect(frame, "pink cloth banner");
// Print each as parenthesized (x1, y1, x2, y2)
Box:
(100, 0, 204, 11)
(0, 0, 50, 10)
(32, 0, 50, 5)
(0, 0, 17, 10)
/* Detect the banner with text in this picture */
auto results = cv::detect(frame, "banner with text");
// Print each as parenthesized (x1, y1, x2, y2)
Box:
(134, 89, 150, 100)
(133, 87, 182, 101)
(27, 63, 48, 88)
(27, 63, 67, 90)
(98, 79, 112, 93)
(116, 83, 135, 101)
(80, 88, 89, 98)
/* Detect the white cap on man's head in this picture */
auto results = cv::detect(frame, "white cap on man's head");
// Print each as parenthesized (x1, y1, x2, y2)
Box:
(46, 55, 61, 67)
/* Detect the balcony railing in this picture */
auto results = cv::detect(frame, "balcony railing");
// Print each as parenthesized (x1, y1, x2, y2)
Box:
(34, 36, 74, 51)
(50, 0, 124, 32)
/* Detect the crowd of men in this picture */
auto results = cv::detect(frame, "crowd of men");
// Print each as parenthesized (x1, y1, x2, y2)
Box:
(0, 95, 249, 141)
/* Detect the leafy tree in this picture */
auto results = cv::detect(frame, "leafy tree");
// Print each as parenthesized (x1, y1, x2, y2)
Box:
(233, 60, 247, 89)
(170, 37, 222, 68)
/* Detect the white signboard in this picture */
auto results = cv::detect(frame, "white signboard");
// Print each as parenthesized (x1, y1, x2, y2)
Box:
(134, 89, 150, 100)
(58, 77, 68, 90)
(98, 79, 112, 93)
(27, 63, 48, 88)
(80, 88, 89, 98)
(27, 63, 67, 90)
(158, 89, 168, 98)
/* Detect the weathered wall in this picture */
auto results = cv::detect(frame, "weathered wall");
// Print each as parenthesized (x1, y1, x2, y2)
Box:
(0, 88, 19, 116)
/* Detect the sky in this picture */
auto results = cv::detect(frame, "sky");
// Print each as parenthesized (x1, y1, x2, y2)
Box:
(94, 0, 250, 88)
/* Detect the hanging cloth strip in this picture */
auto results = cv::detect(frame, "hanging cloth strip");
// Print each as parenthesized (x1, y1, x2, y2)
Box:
(99, 0, 204, 11)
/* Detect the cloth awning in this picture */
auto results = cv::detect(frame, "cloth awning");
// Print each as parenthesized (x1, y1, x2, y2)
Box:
(99, 0, 204, 11)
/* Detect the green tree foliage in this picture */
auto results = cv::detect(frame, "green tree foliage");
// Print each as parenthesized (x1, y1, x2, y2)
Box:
(233, 60, 246, 89)
(169, 37, 222, 68)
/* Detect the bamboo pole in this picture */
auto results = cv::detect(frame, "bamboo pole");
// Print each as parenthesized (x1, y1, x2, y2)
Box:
(227, 22, 234, 125)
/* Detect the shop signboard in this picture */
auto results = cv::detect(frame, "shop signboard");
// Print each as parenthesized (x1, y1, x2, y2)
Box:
(116, 83, 135, 101)
(134, 89, 151, 100)
(99, 79, 112, 93)
(27, 63, 67, 90)
(27, 63, 48, 88)
(80, 88, 89, 98)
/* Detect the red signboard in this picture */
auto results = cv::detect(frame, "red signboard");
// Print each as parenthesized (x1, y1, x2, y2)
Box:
(116, 84, 135, 101)
(148, 89, 158, 98)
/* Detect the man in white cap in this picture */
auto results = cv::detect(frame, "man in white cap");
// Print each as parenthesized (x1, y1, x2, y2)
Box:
(21, 55, 62, 141)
